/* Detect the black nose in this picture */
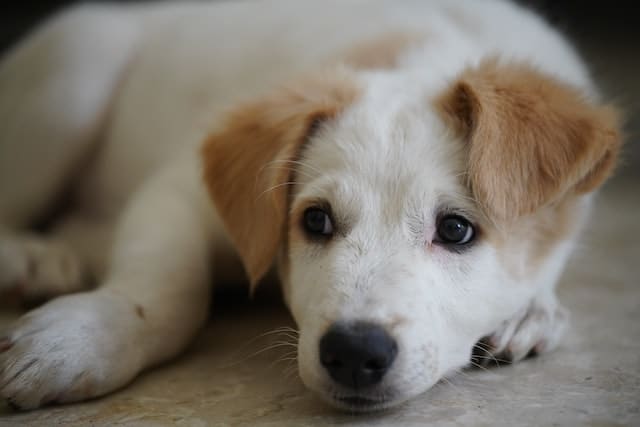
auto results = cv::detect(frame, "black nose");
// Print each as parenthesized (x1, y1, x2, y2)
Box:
(319, 322, 398, 389)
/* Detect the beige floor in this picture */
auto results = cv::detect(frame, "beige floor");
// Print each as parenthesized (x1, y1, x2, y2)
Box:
(0, 177, 638, 426)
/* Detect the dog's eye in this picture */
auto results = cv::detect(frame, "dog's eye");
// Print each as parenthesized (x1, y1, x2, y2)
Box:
(303, 207, 333, 237)
(435, 214, 474, 246)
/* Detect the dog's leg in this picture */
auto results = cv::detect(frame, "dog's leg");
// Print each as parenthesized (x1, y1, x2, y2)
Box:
(0, 4, 139, 228)
(0, 156, 216, 409)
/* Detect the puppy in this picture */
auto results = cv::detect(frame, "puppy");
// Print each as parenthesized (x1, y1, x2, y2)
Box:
(0, 0, 621, 411)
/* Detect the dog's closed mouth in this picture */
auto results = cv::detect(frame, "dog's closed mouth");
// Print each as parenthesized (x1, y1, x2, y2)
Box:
(333, 395, 392, 412)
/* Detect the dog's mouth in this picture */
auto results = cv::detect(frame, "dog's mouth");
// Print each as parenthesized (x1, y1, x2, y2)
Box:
(330, 394, 394, 412)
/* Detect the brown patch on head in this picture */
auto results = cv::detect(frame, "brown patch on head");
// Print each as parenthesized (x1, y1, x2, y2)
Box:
(488, 196, 585, 278)
(526, 198, 581, 267)
(134, 304, 145, 319)
(338, 31, 426, 71)
(202, 70, 359, 293)
(436, 58, 622, 223)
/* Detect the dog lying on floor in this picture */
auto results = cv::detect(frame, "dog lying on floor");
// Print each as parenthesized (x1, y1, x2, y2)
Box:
(0, 0, 621, 412)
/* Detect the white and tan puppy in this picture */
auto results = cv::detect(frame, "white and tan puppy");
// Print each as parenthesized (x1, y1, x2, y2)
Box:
(0, 0, 621, 411)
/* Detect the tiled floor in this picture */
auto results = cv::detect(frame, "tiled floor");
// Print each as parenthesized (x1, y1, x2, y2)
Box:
(0, 177, 638, 426)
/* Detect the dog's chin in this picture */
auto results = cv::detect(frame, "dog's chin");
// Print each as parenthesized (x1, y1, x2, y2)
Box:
(318, 390, 402, 413)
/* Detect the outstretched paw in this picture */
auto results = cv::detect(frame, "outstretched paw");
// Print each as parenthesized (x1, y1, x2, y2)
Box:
(472, 295, 569, 367)
(0, 292, 143, 410)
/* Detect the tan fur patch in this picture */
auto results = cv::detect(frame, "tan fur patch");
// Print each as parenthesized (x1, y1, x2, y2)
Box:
(436, 58, 622, 222)
(488, 197, 582, 278)
(526, 198, 580, 268)
(201, 70, 359, 291)
(338, 31, 425, 70)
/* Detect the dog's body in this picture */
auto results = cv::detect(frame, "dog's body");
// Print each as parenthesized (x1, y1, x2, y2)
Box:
(0, 0, 620, 411)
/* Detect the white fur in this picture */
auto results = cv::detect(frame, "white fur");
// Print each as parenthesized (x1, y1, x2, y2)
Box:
(0, 0, 592, 411)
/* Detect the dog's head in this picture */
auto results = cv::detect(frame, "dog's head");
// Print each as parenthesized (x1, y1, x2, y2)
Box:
(202, 59, 620, 411)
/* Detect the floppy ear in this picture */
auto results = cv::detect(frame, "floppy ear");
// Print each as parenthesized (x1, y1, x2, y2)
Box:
(201, 71, 358, 292)
(437, 59, 622, 221)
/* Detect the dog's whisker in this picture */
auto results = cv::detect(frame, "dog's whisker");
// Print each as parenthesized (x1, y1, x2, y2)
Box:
(438, 375, 465, 397)
(242, 342, 297, 357)
(262, 163, 317, 180)
(269, 158, 324, 176)
(258, 159, 323, 188)
(277, 335, 300, 344)
(262, 166, 314, 182)
(256, 180, 325, 201)
(446, 370, 495, 396)
(256, 181, 300, 200)
(278, 355, 298, 361)
(268, 353, 298, 369)
(472, 345, 495, 358)
(468, 360, 496, 374)
(472, 342, 504, 366)
(271, 356, 298, 367)
(272, 329, 300, 338)
(470, 354, 511, 365)
(268, 340, 299, 348)
(249, 326, 297, 339)
(449, 367, 474, 380)
(220, 341, 300, 368)
(268, 329, 300, 339)
(283, 364, 299, 380)
(276, 327, 299, 334)
(472, 340, 493, 352)
(226, 326, 299, 360)
(444, 370, 489, 391)
(256, 160, 312, 183)
(272, 326, 299, 335)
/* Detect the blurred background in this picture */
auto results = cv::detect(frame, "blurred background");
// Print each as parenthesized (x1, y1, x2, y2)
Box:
(1, 0, 638, 182)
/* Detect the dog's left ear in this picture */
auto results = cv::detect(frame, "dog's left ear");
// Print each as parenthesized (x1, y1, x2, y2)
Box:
(437, 59, 622, 221)
(202, 71, 358, 292)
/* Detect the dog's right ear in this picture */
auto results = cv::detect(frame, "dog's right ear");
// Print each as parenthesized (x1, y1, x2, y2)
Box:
(201, 71, 359, 292)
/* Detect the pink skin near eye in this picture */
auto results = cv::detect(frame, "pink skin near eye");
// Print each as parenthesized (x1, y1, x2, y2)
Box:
(424, 221, 469, 258)
(424, 224, 436, 251)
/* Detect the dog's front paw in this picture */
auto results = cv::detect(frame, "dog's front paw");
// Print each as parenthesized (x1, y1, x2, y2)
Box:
(0, 292, 144, 410)
(0, 234, 85, 304)
(472, 295, 569, 366)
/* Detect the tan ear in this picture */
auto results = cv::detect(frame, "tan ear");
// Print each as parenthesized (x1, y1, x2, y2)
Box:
(201, 71, 359, 292)
(437, 59, 622, 221)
